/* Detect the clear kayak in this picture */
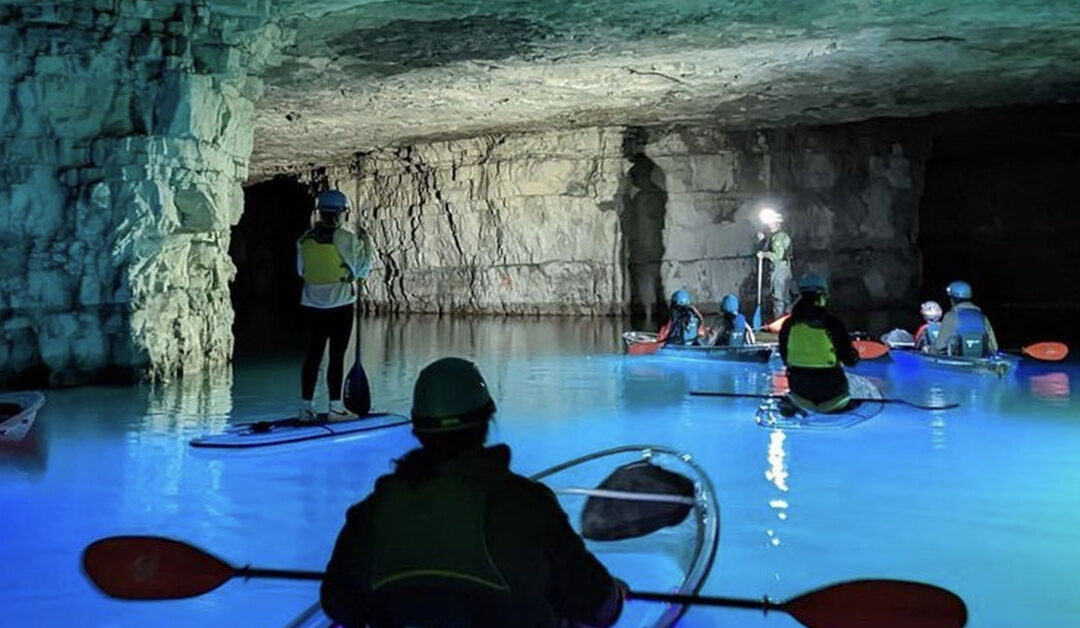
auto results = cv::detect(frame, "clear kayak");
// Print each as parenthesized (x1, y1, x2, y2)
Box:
(891, 347, 1018, 377)
(286, 445, 720, 628)
(622, 331, 776, 363)
(0, 390, 45, 442)
(756, 373, 885, 430)
(189, 413, 409, 449)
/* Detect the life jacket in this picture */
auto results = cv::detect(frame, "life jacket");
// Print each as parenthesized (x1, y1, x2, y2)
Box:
(666, 306, 700, 346)
(915, 322, 941, 349)
(947, 308, 989, 358)
(715, 313, 747, 347)
(786, 320, 838, 368)
(299, 225, 352, 285)
(764, 231, 793, 262)
(370, 476, 510, 595)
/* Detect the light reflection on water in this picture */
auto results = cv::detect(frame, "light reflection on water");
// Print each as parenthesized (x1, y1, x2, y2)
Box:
(1, 315, 1079, 627)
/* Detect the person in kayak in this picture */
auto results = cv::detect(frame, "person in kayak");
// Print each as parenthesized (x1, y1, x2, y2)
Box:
(320, 357, 627, 628)
(711, 293, 756, 347)
(657, 289, 709, 346)
(914, 300, 943, 352)
(932, 280, 999, 358)
(297, 189, 374, 421)
(778, 274, 860, 413)
(756, 207, 794, 322)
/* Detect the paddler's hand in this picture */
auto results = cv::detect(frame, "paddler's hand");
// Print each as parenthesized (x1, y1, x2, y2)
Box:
(614, 578, 629, 600)
(756, 251, 765, 259)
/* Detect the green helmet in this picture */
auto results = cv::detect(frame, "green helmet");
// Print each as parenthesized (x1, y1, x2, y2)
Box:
(411, 357, 496, 433)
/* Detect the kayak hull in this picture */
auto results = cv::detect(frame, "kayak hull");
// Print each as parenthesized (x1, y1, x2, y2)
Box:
(189, 412, 409, 449)
(892, 348, 1018, 377)
(0, 391, 45, 442)
(756, 373, 885, 430)
(287, 445, 719, 628)
(622, 331, 776, 363)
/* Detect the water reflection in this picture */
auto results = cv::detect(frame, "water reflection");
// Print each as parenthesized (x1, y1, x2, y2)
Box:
(764, 429, 789, 552)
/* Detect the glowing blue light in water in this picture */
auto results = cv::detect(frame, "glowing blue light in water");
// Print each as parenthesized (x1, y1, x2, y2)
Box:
(1, 316, 1078, 627)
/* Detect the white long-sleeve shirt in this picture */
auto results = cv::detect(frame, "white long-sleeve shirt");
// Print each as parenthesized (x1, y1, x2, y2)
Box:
(297, 226, 375, 309)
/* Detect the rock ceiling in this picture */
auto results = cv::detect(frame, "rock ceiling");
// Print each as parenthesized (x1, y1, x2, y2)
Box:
(250, 0, 1080, 177)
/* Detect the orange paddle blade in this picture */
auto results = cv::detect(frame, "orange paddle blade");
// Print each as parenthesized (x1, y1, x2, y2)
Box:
(1022, 342, 1069, 361)
(628, 341, 663, 356)
(853, 339, 890, 360)
(765, 314, 790, 333)
(783, 579, 968, 628)
(83, 536, 236, 600)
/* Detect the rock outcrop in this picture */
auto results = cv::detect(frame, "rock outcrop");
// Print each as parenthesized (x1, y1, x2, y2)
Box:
(0, 1, 285, 386)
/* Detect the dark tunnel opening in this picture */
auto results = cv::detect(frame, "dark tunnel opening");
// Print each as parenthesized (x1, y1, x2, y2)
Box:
(918, 105, 1080, 350)
(229, 176, 314, 356)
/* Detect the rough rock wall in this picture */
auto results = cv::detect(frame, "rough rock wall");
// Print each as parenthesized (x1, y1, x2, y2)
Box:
(325, 128, 629, 315)
(0, 1, 285, 386)
(323, 121, 926, 329)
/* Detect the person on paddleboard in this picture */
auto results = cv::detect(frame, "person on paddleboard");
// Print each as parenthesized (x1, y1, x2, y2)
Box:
(297, 189, 374, 421)
(710, 294, 756, 347)
(932, 280, 999, 358)
(914, 300, 943, 352)
(756, 207, 793, 322)
(658, 289, 709, 346)
(778, 274, 860, 412)
(320, 357, 628, 627)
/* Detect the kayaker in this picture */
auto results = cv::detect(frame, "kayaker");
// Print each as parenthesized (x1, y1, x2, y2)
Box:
(778, 274, 860, 412)
(658, 289, 709, 346)
(914, 300, 943, 352)
(320, 357, 628, 628)
(711, 293, 756, 347)
(756, 207, 794, 322)
(297, 189, 374, 421)
(932, 280, 999, 358)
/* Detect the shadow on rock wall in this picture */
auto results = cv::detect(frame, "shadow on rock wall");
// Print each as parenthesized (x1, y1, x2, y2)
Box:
(620, 127, 668, 325)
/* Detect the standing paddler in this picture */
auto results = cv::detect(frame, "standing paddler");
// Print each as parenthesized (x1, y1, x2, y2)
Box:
(755, 207, 794, 327)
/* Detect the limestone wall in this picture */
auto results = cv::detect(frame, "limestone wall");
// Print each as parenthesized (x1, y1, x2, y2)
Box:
(0, 1, 284, 386)
(323, 121, 926, 329)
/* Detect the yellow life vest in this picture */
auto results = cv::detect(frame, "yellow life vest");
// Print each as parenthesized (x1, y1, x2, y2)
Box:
(300, 231, 351, 285)
(786, 322, 838, 368)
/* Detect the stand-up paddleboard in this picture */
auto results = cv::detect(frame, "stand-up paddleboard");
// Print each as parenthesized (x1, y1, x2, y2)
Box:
(755, 373, 885, 430)
(286, 445, 719, 628)
(0, 391, 45, 442)
(189, 413, 409, 449)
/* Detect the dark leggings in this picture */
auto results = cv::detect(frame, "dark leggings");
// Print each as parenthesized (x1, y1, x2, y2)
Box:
(301, 304, 354, 401)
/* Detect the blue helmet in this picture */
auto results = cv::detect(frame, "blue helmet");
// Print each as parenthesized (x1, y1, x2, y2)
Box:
(316, 189, 349, 212)
(946, 280, 972, 300)
(796, 273, 828, 294)
(720, 293, 740, 314)
(671, 289, 691, 306)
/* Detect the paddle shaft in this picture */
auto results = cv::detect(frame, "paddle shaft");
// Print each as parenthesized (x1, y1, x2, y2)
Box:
(353, 279, 361, 366)
(238, 566, 323, 581)
(630, 590, 776, 611)
(689, 390, 958, 410)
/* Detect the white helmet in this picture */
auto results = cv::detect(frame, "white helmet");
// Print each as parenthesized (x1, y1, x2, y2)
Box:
(758, 207, 783, 224)
(920, 301, 943, 322)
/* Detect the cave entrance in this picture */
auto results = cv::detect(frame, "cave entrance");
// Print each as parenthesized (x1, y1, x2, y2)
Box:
(230, 176, 313, 355)
(918, 106, 1080, 348)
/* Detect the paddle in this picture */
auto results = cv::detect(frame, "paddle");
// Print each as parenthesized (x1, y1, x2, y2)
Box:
(342, 280, 371, 415)
(752, 254, 763, 330)
(1013, 341, 1068, 362)
(853, 339, 890, 360)
(81, 537, 967, 627)
(627, 340, 663, 356)
(689, 390, 960, 411)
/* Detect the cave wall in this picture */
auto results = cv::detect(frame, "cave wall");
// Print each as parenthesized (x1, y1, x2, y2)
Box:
(323, 120, 926, 330)
(0, 1, 284, 387)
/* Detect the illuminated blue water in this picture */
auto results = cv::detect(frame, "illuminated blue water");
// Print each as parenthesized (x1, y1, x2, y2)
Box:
(2, 315, 1078, 627)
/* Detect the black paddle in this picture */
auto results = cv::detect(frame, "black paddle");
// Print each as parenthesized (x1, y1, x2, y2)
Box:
(689, 390, 960, 411)
(342, 279, 371, 415)
(81, 537, 967, 627)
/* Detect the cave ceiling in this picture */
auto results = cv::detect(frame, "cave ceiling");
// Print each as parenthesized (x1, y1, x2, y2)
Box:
(251, 0, 1080, 177)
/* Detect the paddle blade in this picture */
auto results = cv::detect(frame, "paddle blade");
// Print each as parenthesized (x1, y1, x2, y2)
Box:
(628, 341, 663, 356)
(343, 362, 371, 415)
(1022, 342, 1068, 361)
(82, 536, 236, 600)
(765, 314, 790, 333)
(752, 306, 762, 331)
(853, 339, 890, 360)
(581, 461, 695, 541)
(783, 579, 967, 628)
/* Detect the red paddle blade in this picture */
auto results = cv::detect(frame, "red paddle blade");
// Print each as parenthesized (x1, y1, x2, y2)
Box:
(1022, 342, 1069, 361)
(82, 536, 236, 600)
(783, 579, 967, 628)
(628, 341, 662, 356)
(853, 339, 890, 360)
